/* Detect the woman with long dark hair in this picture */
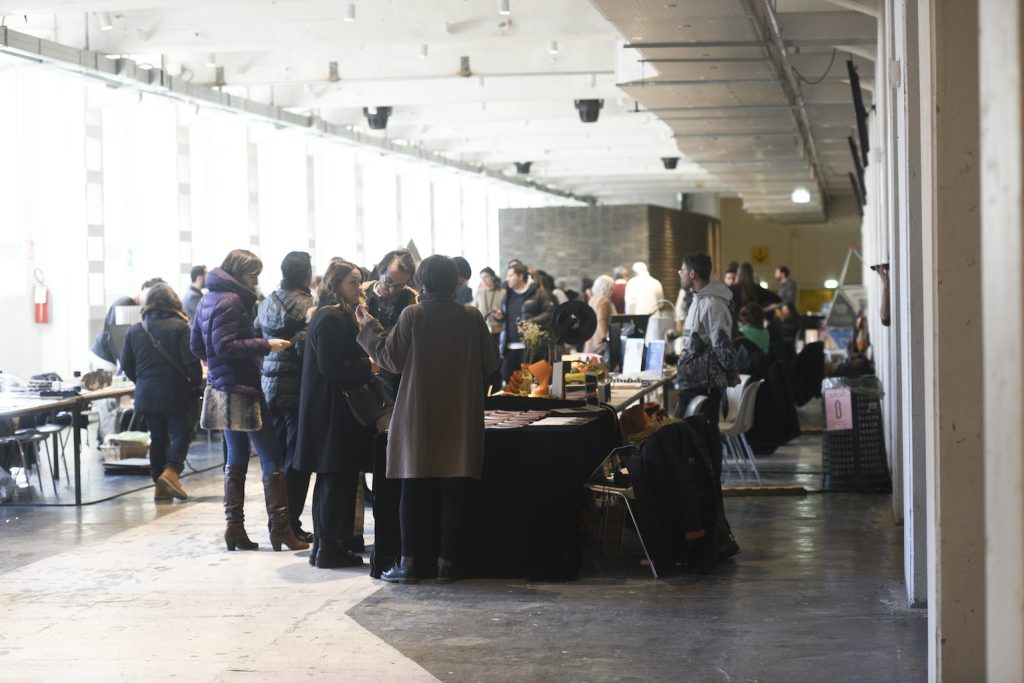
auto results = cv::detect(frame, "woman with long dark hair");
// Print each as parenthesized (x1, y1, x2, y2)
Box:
(190, 249, 309, 553)
(294, 259, 377, 569)
(120, 283, 202, 501)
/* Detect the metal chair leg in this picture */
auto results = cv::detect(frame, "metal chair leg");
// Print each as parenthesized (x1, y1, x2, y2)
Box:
(740, 434, 762, 485)
(619, 494, 658, 579)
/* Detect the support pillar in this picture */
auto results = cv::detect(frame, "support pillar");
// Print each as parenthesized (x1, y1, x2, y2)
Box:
(920, 0, 985, 680)
(980, 0, 1024, 679)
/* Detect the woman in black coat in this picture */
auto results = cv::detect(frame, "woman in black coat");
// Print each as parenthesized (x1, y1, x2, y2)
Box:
(294, 259, 376, 569)
(120, 283, 202, 501)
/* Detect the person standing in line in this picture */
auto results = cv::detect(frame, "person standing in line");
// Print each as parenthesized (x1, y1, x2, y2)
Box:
(182, 265, 206, 321)
(356, 255, 500, 583)
(676, 252, 741, 431)
(610, 266, 628, 314)
(90, 277, 165, 443)
(453, 256, 474, 305)
(257, 251, 316, 543)
(190, 249, 309, 553)
(723, 261, 739, 287)
(119, 283, 202, 501)
(474, 266, 505, 346)
(294, 259, 375, 569)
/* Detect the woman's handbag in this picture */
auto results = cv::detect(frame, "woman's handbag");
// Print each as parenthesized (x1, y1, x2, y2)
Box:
(200, 385, 262, 432)
(341, 381, 394, 428)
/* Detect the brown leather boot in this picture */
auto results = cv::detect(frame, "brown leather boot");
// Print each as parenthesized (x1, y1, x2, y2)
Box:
(263, 472, 310, 551)
(224, 465, 258, 551)
(158, 467, 187, 499)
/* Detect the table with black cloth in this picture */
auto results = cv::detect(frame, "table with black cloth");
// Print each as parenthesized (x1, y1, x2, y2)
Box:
(370, 397, 620, 581)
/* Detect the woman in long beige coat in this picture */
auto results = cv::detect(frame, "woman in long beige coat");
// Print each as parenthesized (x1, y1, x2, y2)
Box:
(356, 255, 500, 584)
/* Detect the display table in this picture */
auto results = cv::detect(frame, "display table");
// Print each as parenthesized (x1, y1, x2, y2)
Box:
(371, 402, 619, 581)
(0, 385, 135, 505)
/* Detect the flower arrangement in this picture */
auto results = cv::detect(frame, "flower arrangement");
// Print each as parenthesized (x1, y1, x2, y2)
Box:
(520, 321, 550, 360)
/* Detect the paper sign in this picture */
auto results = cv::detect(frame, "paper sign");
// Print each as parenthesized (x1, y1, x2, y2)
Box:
(824, 388, 854, 431)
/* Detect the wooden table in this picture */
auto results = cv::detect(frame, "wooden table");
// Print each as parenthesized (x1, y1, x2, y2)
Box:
(0, 385, 136, 505)
(608, 376, 674, 413)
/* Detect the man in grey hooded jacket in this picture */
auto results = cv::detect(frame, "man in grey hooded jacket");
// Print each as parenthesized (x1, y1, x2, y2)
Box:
(676, 252, 740, 424)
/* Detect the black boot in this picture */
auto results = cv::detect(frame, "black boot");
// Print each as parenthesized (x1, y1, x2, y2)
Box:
(224, 465, 258, 551)
(315, 540, 364, 569)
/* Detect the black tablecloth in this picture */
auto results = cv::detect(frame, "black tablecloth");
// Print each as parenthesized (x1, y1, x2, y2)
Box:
(370, 405, 619, 581)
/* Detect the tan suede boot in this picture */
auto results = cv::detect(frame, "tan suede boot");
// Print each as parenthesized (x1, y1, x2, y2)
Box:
(158, 467, 187, 499)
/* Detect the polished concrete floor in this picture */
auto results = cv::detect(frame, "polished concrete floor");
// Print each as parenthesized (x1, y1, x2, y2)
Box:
(1, 423, 926, 682)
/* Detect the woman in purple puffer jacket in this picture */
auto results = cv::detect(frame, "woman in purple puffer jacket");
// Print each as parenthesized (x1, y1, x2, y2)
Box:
(190, 249, 309, 553)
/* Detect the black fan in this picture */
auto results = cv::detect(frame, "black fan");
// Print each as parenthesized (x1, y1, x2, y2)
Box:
(549, 300, 597, 346)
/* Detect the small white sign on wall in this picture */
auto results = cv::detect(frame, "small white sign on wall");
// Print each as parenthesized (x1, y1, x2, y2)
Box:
(824, 387, 854, 431)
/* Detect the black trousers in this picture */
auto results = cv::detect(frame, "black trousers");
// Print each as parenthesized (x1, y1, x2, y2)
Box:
(272, 406, 310, 530)
(311, 471, 358, 548)
(500, 348, 525, 383)
(400, 478, 469, 562)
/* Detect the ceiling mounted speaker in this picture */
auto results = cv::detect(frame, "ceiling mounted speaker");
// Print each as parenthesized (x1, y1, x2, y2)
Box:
(574, 99, 603, 123)
(661, 157, 679, 170)
(514, 161, 532, 174)
(363, 106, 392, 130)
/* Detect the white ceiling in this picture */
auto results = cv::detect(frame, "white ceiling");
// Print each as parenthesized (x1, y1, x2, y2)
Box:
(0, 0, 876, 217)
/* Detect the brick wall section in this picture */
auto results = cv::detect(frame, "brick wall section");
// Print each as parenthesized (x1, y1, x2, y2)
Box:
(498, 204, 710, 300)
(497, 205, 650, 291)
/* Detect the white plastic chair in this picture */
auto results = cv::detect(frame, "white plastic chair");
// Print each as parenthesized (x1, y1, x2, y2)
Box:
(719, 379, 764, 485)
(683, 395, 707, 418)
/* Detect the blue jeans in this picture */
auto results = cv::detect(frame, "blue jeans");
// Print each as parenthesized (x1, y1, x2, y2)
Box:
(145, 412, 192, 481)
(224, 398, 283, 475)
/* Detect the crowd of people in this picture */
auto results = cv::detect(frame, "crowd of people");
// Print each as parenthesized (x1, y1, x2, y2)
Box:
(104, 245, 799, 582)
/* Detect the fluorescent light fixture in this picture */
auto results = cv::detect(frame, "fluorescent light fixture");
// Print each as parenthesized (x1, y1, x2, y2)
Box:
(547, 41, 559, 55)
(824, 279, 839, 289)
(419, 44, 428, 58)
(99, 12, 114, 31)
(791, 186, 811, 204)
(344, 2, 356, 21)
(498, 0, 511, 15)
(206, 53, 217, 67)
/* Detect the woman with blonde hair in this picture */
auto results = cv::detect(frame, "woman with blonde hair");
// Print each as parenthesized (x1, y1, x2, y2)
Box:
(120, 283, 202, 500)
(190, 249, 309, 552)
(584, 274, 615, 354)
(294, 259, 377, 569)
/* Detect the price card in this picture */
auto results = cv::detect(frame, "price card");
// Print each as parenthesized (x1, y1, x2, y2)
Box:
(824, 387, 854, 431)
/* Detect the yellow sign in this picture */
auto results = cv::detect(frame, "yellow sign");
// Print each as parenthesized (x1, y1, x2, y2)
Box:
(751, 246, 770, 264)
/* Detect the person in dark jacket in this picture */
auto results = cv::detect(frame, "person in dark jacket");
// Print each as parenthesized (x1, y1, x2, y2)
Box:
(257, 251, 316, 542)
(182, 265, 206, 320)
(120, 284, 202, 501)
(294, 259, 375, 569)
(189, 249, 308, 553)
(493, 261, 556, 381)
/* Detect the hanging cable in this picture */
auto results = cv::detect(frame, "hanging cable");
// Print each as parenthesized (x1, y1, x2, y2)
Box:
(792, 48, 838, 86)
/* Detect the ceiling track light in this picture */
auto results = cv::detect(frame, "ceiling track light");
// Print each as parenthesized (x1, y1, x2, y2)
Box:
(419, 44, 429, 58)
(547, 41, 559, 55)
(344, 2, 356, 22)
(98, 11, 113, 31)
(791, 187, 811, 204)
(498, 0, 511, 15)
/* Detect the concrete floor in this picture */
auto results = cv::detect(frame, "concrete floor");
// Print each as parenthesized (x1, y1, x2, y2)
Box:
(0, 425, 926, 682)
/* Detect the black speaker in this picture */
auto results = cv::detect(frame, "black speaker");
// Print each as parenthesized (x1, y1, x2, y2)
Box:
(514, 161, 532, 174)
(661, 157, 679, 170)
(574, 99, 603, 123)
(362, 106, 393, 130)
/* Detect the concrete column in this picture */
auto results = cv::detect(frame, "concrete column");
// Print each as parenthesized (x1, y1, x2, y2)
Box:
(919, 0, 985, 680)
(980, 0, 1024, 679)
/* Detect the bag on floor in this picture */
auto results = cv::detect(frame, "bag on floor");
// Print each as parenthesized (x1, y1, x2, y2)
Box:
(200, 386, 262, 432)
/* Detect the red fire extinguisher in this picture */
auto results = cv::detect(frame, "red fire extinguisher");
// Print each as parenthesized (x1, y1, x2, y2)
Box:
(34, 269, 48, 324)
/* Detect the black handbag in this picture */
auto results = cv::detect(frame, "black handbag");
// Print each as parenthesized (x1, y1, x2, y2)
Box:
(142, 320, 203, 425)
(341, 381, 394, 428)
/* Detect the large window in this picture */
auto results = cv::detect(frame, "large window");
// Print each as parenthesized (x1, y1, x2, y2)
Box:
(257, 128, 309, 287)
(189, 110, 249, 271)
(361, 153, 398, 268)
(312, 143, 358, 272)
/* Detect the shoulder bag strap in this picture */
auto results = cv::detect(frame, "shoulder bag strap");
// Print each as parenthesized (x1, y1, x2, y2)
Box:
(142, 320, 194, 386)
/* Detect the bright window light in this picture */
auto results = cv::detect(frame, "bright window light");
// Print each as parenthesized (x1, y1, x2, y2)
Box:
(824, 279, 839, 289)
(791, 187, 811, 204)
